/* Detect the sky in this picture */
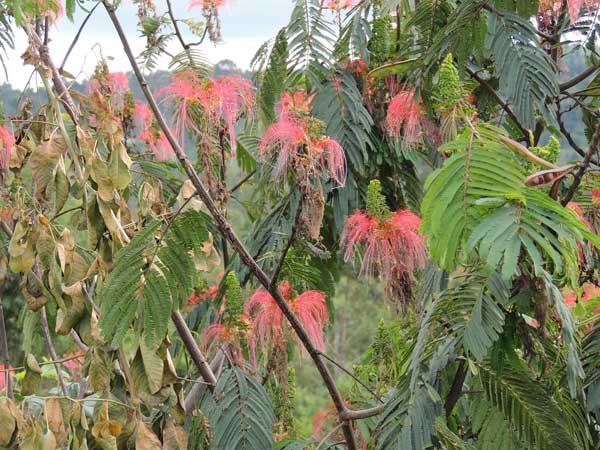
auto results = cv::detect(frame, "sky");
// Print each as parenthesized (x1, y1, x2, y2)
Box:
(2, 0, 292, 89)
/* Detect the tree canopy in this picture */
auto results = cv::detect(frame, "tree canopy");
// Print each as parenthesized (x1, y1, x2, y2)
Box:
(0, 0, 600, 449)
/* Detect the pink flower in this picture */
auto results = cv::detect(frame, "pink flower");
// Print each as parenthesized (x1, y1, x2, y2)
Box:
(341, 209, 427, 279)
(205, 75, 255, 152)
(260, 91, 346, 185)
(135, 101, 175, 161)
(538, 0, 600, 25)
(564, 290, 577, 307)
(202, 321, 249, 364)
(62, 350, 85, 380)
(278, 91, 313, 122)
(134, 101, 154, 128)
(0, 125, 14, 172)
(159, 72, 254, 151)
(260, 119, 309, 178)
(386, 89, 422, 148)
(189, 0, 226, 8)
(245, 282, 329, 362)
(593, 188, 600, 205)
(151, 133, 176, 161)
(32, 0, 64, 21)
(322, 0, 358, 10)
(108, 72, 129, 95)
(158, 71, 205, 144)
(315, 137, 346, 186)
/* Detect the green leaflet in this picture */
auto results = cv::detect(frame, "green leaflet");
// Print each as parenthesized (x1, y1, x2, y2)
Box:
(478, 361, 583, 450)
(422, 130, 600, 281)
(97, 210, 210, 348)
(485, 11, 559, 130)
(209, 368, 275, 450)
(287, 0, 335, 87)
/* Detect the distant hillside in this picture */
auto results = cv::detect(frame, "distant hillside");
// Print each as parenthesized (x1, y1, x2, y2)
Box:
(0, 59, 251, 117)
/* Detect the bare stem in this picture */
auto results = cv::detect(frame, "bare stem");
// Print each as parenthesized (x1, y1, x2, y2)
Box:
(0, 282, 13, 398)
(40, 306, 68, 396)
(466, 67, 528, 140)
(562, 121, 600, 206)
(172, 311, 217, 392)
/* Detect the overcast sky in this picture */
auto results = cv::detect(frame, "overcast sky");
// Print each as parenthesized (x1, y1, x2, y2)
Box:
(3, 1, 292, 89)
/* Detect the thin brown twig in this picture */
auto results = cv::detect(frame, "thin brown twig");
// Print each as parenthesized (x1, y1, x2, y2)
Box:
(0, 353, 86, 374)
(270, 200, 302, 289)
(172, 310, 218, 393)
(0, 282, 13, 399)
(560, 63, 600, 91)
(102, 4, 357, 447)
(40, 306, 68, 396)
(466, 67, 529, 139)
(319, 351, 383, 404)
(59, 1, 101, 71)
(229, 169, 256, 194)
(562, 121, 600, 205)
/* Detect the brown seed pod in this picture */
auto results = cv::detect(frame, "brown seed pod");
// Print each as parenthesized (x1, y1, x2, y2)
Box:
(524, 165, 576, 187)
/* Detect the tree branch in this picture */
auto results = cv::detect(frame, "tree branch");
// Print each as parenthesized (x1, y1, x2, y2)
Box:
(229, 169, 256, 194)
(40, 306, 68, 396)
(339, 404, 385, 420)
(560, 63, 600, 91)
(466, 67, 529, 139)
(172, 310, 217, 392)
(444, 359, 467, 417)
(0, 282, 13, 399)
(59, 1, 101, 71)
(184, 347, 225, 413)
(562, 120, 600, 205)
(270, 199, 302, 288)
(557, 103, 600, 166)
(22, 23, 80, 124)
(102, 4, 357, 447)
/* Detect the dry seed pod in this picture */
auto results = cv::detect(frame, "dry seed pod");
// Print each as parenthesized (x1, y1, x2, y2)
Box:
(524, 165, 576, 187)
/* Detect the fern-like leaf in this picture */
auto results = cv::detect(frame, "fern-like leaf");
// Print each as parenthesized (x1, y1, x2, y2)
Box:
(209, 367, 275, 450)
(485, 11, 559, 130)
(98, 210, 210, 348)
(478, 361, 582, 450)
(286, 0, 335, 86)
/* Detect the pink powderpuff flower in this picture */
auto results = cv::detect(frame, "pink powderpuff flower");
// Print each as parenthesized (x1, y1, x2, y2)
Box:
(245, 281, 329, 363)
(62, 350, 85, 380)
(277, 91, 313, 122)
(0, 125, 14, 172)
(203, 75, 255, 152)
(314, 137, 346, 186)
(32, 0, 64, 22)
(592, 188, 600, 205)
(108, 72, 129, 101)
(189, 0, 226, 8)
(260, 119, 309, 179)
(260, 91, 346, 186)
(386, 89, 423, 149)
(563, 283, 600, 314)
(151, 132, 176, 161)
(134, 100, 154, 129)
(135, 100, 175, 161)
(341, 209, 427, 279)
(88, 71, 130, 110)
(158, 71, 205, 144)
(322, 0, 359, 10)
(160, 72, 254, 151)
